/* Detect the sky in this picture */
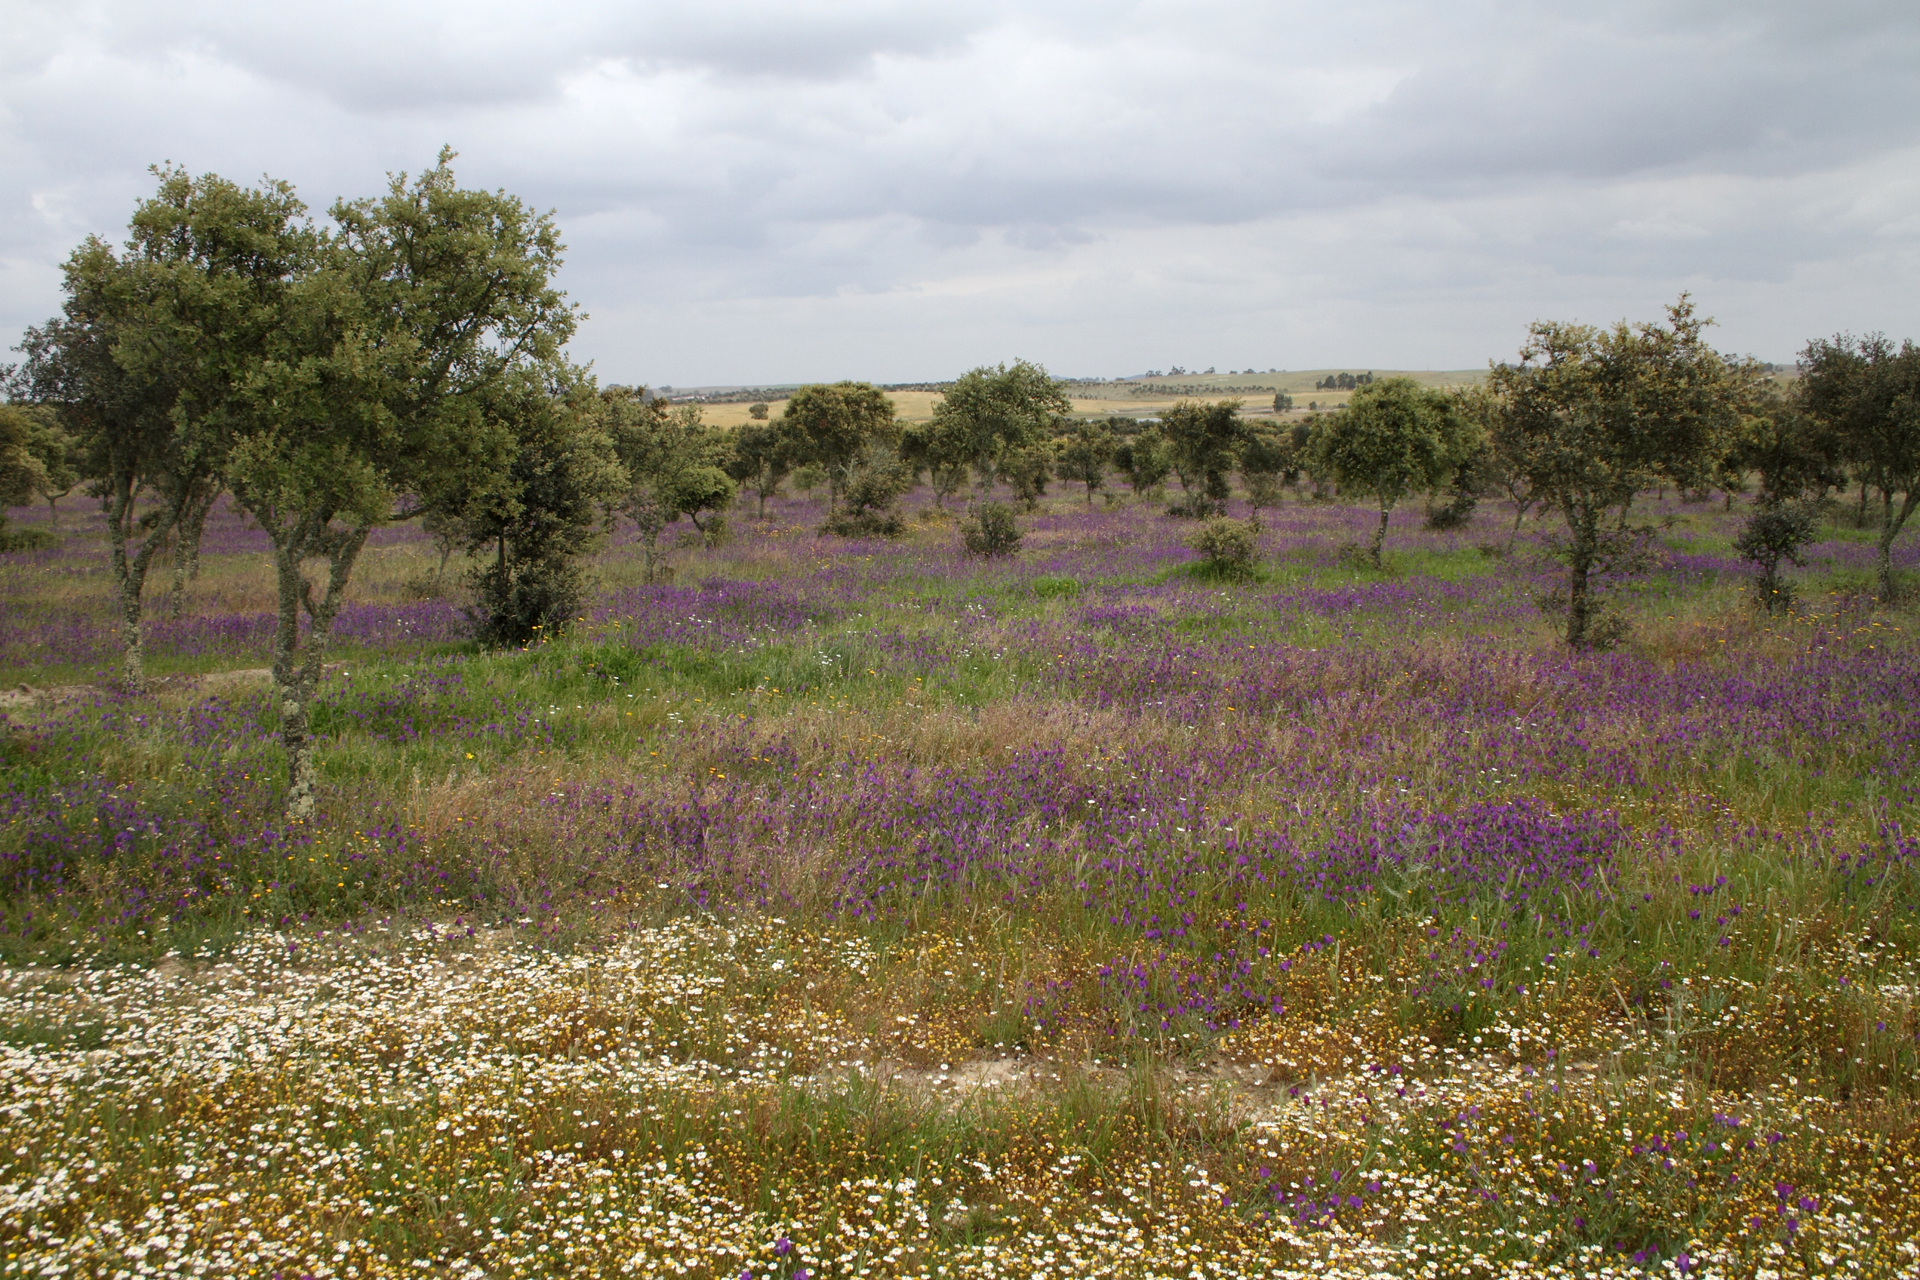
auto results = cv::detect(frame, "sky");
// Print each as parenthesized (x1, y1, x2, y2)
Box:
(3, 0, 1917, 386)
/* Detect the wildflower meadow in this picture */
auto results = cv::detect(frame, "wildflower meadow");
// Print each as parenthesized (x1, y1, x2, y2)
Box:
(2, 484, 1917, 1280)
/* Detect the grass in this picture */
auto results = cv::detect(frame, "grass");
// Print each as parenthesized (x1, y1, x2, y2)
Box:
(0, 483, 1917, 1277)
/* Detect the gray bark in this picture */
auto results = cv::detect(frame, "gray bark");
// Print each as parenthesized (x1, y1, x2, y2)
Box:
(102, 478, 181, 692)
(267, 519, 371, 822)
(1878, 489, 1919, 603)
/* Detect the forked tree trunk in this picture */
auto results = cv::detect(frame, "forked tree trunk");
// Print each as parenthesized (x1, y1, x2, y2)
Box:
(166, 482, 219, 618)
(103, 475, 183, 692)
(269, 524, 371, 822)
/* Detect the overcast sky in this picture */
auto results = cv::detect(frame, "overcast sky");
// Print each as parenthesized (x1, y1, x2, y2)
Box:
(4, 0, 1917, 385)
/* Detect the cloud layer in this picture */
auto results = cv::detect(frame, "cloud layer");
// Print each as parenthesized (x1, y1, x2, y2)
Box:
(5, 0, 1918, 383)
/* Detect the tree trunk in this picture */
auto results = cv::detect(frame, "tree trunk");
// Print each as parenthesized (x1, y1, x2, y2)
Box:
(1877, 489, 1919, 603)
(1370, 504, 1390, 566)
(102, 475, 181, 693)
(1563, 502, 1599, 648)
(271, 525, 372, 822)
(45, 497, 59, 531)
(167, 483, 219, 618)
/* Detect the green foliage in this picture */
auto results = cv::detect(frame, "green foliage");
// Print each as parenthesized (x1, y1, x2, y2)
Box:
(1734, 501, 1818, 614)
(1191, 516, 1260, 579)
(0, 404, 45, 514)
(1313, 378, 1470, 562)
(460, 373, 623, 648)
(1800, 333, 1920, 601)
(784, 382, 899, 513)
(999, 443, 1051, 511)
(1734, 377, 1843, 508)
(1485, 295, 1745, 645)
(959, 501, 1022, 557)
(822, 448, 913, 538)
(606, 394, 737, 577)
(929, 360, 1071, 499)
(1159, 399, 1247, 517)
(726, 418, 798, 519)
(1237, 427, 1293, 523)
(1053, 419, 1114, 507)
(1424, 436, 1488, 530)
(1113, 427, 1172, 498)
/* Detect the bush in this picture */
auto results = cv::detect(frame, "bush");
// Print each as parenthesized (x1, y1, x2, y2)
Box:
(0, 526, 58, 553)
(823, 452, 911, 539)
(960, 502, 1022, 557)
(1734, 502, 1818, 613)
(823, 508, 906, 538)
(1192, 517, 1259, 579)
(467, 552, 587, 648)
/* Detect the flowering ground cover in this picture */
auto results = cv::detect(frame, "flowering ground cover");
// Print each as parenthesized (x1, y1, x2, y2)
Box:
(1, 488, 1918, 1278)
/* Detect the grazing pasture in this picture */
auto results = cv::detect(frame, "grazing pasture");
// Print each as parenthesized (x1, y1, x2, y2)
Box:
(1, 485, 1917, 1279)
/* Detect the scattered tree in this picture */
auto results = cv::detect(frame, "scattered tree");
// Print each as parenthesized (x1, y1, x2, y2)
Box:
(822, 447, 913, 538)
(0, 405, 46, 546)
(1485, 296, 1743, 647)
(1054, 418, 1114, 506)
(14, 407, 80, 529)
(222, 152, 575, 818)
(1113, 426, 1173, 499)
(928, 361, 1071, 501)
(784, 381, 899, 513)
(1192, 516, 1259, 579)
(900, 418, 971, 507)
(1160, 399, 1247, 517)
(727, 418, 797, 519)
(1238, 427, 1292, 526)
(1733, 377, 1842, 510)
(16, 170, 305, 689)
(1311, 378, 1469, 563)
(1800, 333, 1920, 601)
(607, 392, 736, 579)
(456, 371, 622, 647)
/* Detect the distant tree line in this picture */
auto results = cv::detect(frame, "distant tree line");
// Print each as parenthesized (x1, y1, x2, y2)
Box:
(1315, 372, 1375, 391)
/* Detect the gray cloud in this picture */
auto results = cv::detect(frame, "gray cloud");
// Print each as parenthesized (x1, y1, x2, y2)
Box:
(3, 0, 1917, 383)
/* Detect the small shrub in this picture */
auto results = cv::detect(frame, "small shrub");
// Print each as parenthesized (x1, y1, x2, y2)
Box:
(823, 509, 906, 538)
(1192, 517, 1259, 579)
(1334, 541, 1376, 570)
(1165, 493, 1224, 520)
(791, 464, 826, 494)
(0, 527, 58, 553)
(399, 571, 448, 600)
(1424, 491, 1478, 530)
(467, 553, 587, 649)
(1734, 502, 1818, 614)
(960, 502, 1022, 558)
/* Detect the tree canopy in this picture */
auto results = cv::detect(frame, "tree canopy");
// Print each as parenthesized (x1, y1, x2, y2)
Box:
(1800, 333, 1920, 601)
(1485, 295, 1744, 646)
(927, 361, 1070, 501)
(1312, 378, 1470, 563)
